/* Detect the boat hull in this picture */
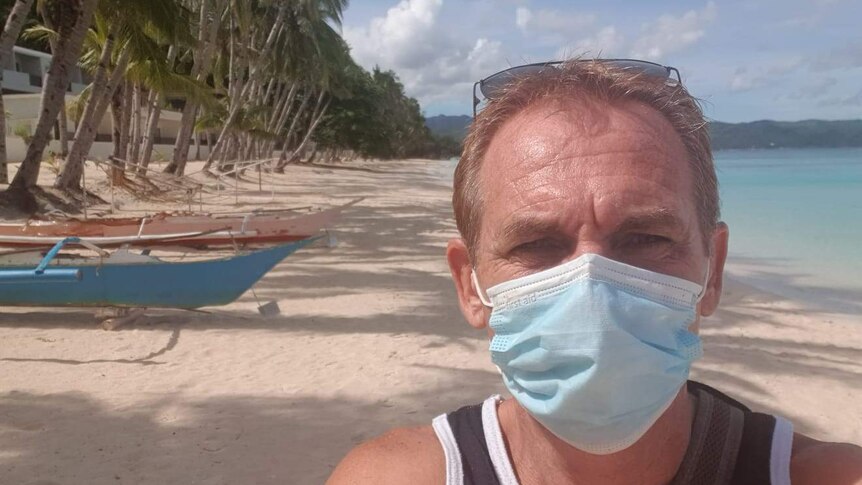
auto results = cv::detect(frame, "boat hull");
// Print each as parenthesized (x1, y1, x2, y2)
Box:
(0, 239, 314, 308)
(0, 199, 359, 249)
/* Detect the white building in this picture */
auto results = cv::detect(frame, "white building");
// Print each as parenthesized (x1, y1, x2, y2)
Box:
(2, 46, 87, 95)
(2, 46, 208, 164)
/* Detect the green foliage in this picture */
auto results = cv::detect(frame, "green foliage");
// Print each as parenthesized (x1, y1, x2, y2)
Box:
(315, 64, 460, 160)
(13, 122, 32, 144)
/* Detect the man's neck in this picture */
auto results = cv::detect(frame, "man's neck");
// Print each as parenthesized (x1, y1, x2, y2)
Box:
(498, 388, 694, 485)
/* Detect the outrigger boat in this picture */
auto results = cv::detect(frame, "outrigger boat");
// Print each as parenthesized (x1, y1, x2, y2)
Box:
(0, 198, 361, 249)
(0, 237, 317, 308)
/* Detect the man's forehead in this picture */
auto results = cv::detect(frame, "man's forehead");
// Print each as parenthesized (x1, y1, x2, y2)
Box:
(476, 97, 695, 234)
(482, 98, 682, 176)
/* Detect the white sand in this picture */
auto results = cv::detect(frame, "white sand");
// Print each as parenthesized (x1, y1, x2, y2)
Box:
(0, 159, 859, 484)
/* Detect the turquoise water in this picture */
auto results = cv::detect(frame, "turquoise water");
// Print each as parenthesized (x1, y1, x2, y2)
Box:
(716, 148, 862, 299)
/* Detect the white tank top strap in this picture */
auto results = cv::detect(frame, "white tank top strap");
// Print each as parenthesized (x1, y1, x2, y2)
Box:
(770, 416, 794, 485)
(432, 413, 464, 485)
(481, 395, 520, 485)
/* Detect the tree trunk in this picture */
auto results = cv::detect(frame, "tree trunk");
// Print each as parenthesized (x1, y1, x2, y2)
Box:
(8, 0, 98, 189)
(194, 130, 201, 160)
(57, 103, 69, 156)
(290, 93, 329, 164)
(115, 79, 132, 173)
(203, 2, 286, 171)
(164, 0, 216, 175)
(275, 91, 313, 168)
(128, 82, 142, 164)
(0, 0, 36, 183)
(55, 47, 130, 190)
(139, 45, 175, 173)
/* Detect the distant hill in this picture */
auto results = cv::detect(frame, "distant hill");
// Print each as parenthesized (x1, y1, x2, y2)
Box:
(425, 115, 862, 150)
(709, 120, 862, 150)
(425, 115, 472, 140)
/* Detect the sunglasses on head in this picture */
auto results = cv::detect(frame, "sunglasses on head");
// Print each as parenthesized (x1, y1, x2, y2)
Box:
(472, 58, 682, 117)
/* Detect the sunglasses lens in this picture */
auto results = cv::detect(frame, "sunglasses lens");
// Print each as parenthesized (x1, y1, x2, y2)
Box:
(477, 60, 677, 104)
(479, 64, 556, 99)
(611, 60, 678, 86)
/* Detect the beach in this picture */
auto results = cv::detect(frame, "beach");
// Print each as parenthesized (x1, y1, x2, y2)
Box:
(0, 159, 860, 485)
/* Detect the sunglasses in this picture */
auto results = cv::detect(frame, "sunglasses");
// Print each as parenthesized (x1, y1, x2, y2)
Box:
(472, 59, 682, 116)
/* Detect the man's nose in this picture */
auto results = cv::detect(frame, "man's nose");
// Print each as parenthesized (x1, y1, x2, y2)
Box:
(569, 239, 611, 262)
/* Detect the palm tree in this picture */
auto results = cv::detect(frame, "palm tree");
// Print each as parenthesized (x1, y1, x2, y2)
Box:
(54, 0, 194, 190)
(194, 0, 348, 174)
(0, 0, 36, 184)
(162, 0, 222, 175)
(7, 0, 99, 191)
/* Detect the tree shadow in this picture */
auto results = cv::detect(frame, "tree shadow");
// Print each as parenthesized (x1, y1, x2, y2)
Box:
(0, 365, 502, 485)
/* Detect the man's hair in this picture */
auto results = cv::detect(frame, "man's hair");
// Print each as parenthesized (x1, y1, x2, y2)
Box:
(453, 59, 719, 261)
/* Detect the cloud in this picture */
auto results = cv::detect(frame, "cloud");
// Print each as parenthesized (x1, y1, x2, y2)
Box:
(344, 0, 446, 70)
(728, 59, 803, 92)
(630, 2, 717, 60)
(515, 7, 596, 35)
(809, 41, 862, 71)
(556, 26, 626, 59)
(785, 76, 838, 100)
(728, 67, 763, 92)
(343, 0, 507, 107)
(819, 88, 862, 107)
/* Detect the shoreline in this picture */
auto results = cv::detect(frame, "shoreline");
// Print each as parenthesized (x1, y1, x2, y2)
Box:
(0, 158, 859, 484)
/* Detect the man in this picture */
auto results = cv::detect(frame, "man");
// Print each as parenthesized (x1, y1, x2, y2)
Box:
(328, 59, 862, 484)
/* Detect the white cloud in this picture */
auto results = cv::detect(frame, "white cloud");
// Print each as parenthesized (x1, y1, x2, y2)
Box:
(786, 76, 838, 100)
(344, 0, 446, 70)
(728, 59, 804, 92)
(809, 40, 862, 71)
(729, 67, 762, 92)
(630, 2, 717, 60)
(515, 7, 596, 35)
(343, 0, 507, 107)
(556, 26, 626, 59)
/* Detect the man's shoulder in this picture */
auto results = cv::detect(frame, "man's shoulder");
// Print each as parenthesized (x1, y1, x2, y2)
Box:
(326, 424, 445, 485)
(791, 432, 862, 485)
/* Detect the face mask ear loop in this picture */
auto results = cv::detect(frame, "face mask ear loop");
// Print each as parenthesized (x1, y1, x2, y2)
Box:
(471, 270, 493, 308)
(695, 262, 711, 303)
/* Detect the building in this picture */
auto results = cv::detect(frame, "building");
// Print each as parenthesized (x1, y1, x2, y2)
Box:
(2, 46, 207, 165)
(1, 46, 87, 95)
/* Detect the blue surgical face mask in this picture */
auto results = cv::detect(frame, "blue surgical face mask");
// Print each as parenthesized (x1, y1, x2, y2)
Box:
(472, 253, 708, 455)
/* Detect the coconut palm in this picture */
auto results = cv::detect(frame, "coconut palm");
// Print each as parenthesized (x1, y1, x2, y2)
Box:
(7, 0, 99, 191)
(54, 0, 196, 190)
(0, 0, 36, 184)
(185, 0, 348, 175)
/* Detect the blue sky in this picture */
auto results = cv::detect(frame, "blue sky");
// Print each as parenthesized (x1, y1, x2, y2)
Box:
(341, 0, 862, 122)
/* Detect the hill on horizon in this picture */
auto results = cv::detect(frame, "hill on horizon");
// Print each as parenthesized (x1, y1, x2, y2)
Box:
(425, 115, 862, 150)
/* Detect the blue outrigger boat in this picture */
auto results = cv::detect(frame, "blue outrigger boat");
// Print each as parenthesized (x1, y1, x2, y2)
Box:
(0, 237, 316, 308)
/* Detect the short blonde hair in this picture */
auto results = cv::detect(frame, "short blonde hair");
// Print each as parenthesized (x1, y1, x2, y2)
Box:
(453, 59, 718, 260)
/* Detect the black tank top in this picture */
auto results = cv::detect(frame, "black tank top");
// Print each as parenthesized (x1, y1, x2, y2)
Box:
(436, 381, 793, 485)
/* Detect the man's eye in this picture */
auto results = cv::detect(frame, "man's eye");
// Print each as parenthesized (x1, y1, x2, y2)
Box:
(514, 238, 562, 252)
(627, 234, 672, 246)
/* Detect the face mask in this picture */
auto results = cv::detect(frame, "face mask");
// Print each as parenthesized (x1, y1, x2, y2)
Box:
(472, 253, 708, 455)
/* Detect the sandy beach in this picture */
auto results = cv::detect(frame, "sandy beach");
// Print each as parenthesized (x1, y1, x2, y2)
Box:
(0, 159, 859, 485)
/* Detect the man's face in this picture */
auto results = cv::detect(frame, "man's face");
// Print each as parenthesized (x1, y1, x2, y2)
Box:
(447, 97, 727, 330)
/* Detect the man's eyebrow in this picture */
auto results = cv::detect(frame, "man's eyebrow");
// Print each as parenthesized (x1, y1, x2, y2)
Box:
(497, 217, 563, 242)
(614, 209, 687, 233)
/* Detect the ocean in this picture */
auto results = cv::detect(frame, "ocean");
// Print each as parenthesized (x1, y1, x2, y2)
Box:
(716, 148, 862, 307)
(442, 147, 862, 308)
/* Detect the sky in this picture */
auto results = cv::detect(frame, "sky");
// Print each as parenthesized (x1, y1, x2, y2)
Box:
(341, 0, 862, 122)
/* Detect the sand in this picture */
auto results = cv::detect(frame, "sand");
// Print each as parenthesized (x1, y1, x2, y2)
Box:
(0, 159, 859, 485)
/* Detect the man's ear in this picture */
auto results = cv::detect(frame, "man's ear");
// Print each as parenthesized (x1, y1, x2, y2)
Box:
(446, 238, 489, 330)
(700, 222, 729, 317)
